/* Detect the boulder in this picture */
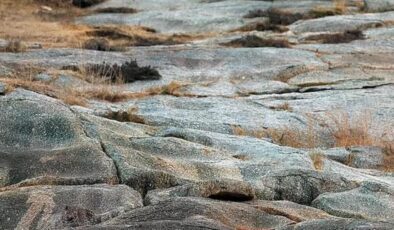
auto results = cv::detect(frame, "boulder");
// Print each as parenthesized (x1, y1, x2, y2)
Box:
(248, 200, 333, 222)
(0, 90, 117, 187)
(145, 180, 256, 205)
(364, 0, 394, 12)
(0, 184, 143, 229)
(312, 182, 394, 222)
(280, 218, 394, 230)
(89, 197, 295, 229)
(260, 168, 359, 204)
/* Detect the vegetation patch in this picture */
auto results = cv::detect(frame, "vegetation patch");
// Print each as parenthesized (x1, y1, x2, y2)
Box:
(81, 60, 161, 83)
(309, 151, 324, 171)
(72, 0, 106, 8)
(103, 107, 146, 124)
(0, 40, 27, 53)
(304, 30, 365, 44)
(268, 102, 293, 112)
(244, 8, 304, 25)
(382, 144, 394, 172)
(85, 26, 195, 47)
(222, 35, 290, 48)
(83, 38, 111, 51)
(95, 7, 137, 14)
(243, 1, 347, 32)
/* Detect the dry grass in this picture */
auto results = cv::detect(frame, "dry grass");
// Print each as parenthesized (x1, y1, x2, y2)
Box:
(232, 126, 248, 136)
(145, 81, 186, 96)
(327, 111, 373, 147)
(309, 151, 324, 170)
(269, 102, 293, 112)
(223, 35, 291, 48)
(0, 40, 27, 53)
(1, 66, 187, 106)
(0, 0, 201, 49)
(310, 0, 347, 18)
(334, 0, 347, 13)
(304, 30, 364, 44)
(382, 143, 394, 172)
(103, 107, 146, 124)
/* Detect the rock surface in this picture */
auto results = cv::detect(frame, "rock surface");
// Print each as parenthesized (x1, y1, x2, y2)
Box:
(0, 184, 142, 229)
(1, 0, 394, 229)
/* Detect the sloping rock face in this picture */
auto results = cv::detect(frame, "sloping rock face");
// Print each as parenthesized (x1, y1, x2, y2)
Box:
(1, 0, 394, 229)
(0, 90, 117, 187)
(0, 184, 142, 229)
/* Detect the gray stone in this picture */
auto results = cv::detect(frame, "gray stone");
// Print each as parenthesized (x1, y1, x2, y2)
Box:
(312, 181, 394, 222)
(91, 197, 295, 229)
(290, 12, 394, 34)
(79, 1, 267, 34)
(260, 168, 359, 204)
(145, 179, 256, 205)
(248, 200, 333, 222)
(0, 184, 143, 229)
(364, 0, 394, 12)
(280, 218, 394, 230)
(0, 90, 117, 187)
(346, 146, 386, 169)
(0, 82, 7, 95)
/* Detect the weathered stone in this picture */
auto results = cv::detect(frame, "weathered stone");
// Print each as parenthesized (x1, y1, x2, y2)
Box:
(249, 200, 333, 222)
(0, 184, 143, 229)
(280, 218, 394, 230)
(346, 146, 386, 169)
(0, 82, 7, 95)
(364, 0, 394, 12)
(0, 90, 117, 187)
(260, 168, 359, 204)
(312, 181, 394, 222)
(145, 180, 256, 205)
(290, 12, 394, 34)
(91, 197, 295, 229)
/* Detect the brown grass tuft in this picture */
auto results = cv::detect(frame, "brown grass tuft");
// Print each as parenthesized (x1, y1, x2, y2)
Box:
(309, 151, 324, 171)
(382, 143, 394, 172)
(223, 35, 290, 48)
(0, 0, 201, 49)
(103, 107, 146, 124)
(269, 102, 293, 112)
(232, 125, 248, 136)
(1, 40, 27, 53)
(327, 111, 373, 147)
(304, 30, 364, 44)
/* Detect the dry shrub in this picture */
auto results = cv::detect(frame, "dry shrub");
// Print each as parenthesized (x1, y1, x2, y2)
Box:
(232, 126, 247, 136)
(145, 81, 185, 96)
(382, 143, 394, 172)
(245, 8, 304, 25)
(103, 107, 146, 124)
(309, 151, 324, 170)
(269, 102, 293, 112)
(1, 40, 27, 53)
(235, 22, 289, 33)
(327, 110, 373, 147)
(95, 7, 137, 14)
(77, 60, 162, 84)
(304, 30, 364, 44)
(223, 35, 290, 48)
(85, 26, 198, 47)
(72, 0, 105, 8)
